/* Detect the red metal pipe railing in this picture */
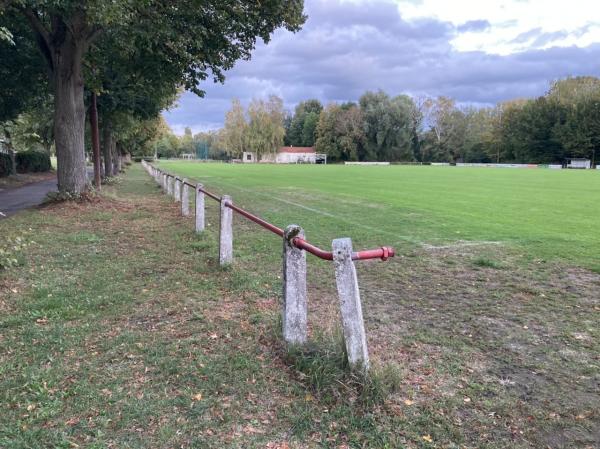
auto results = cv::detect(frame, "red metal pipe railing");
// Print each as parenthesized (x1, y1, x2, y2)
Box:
(225, 201, 285, 237)
(152, 165, 394, 262)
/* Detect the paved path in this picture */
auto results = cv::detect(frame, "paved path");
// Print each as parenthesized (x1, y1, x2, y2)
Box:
(0, 176, 58, 219)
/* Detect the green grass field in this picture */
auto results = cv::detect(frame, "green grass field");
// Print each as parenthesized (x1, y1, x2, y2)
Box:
(2, 164, 598, 448)
(158, 162, 600, 271)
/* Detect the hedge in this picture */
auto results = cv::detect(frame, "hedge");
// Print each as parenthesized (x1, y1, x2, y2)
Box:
(16, 150, 51, 173)
(133, 156, 154, 162)
(0, 153, 12, 177)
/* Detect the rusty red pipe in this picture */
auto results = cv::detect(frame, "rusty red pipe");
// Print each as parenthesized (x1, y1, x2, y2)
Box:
(292, 238, 334, 260)
(225, 202, 285, 237)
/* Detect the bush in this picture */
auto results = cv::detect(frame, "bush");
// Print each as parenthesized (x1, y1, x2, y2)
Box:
(16, 150, 51, 173)
(0, 153, 13, 177)
(132, 156, 154, 163)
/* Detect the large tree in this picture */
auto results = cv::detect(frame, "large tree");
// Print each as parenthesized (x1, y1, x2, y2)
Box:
(246, 95, 286, 159)
(359, 91, 414, 161)
(222, 99, 248, 158)
(287, 99, 323, 146)
(2, 1, 305, 194)
(315, 102, 365, 161)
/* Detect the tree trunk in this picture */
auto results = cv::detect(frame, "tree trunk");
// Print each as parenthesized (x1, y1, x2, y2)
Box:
(53, 38, 88, 194)
(9, 149, 17, 175)
(4, 130, 17, 175)
(116, 142, 123, 173)
(102, 120, 113, 178)
(89, 92, 101, 190)
(111, 139, 119, 175)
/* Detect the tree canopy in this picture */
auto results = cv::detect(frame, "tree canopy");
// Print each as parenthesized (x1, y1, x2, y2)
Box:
(1, 0, 306, 192)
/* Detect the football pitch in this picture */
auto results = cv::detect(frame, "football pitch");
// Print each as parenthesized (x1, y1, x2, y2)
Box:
(158, 161, 600, 272)
(155, 161, 599, 446)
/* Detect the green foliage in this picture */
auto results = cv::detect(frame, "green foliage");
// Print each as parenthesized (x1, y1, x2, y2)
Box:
(287, 99, 323, 146)
(245, 96, 286, 158)
(314, 76, 600, 164)
(2, 0, 306, 194)
(4, 98, 55, 154)
(315, 102, 365, 161)
(359, 91, 415, 161)
(222, 99, 247, 158)
(0, 12, 49, 123)
(15, 150, 51, 173)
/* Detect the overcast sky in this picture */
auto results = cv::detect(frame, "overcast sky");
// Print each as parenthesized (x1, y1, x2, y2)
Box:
(163, 0, 600, 135)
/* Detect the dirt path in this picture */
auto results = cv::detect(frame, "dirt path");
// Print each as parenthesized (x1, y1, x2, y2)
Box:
(0, 176, 57, 219)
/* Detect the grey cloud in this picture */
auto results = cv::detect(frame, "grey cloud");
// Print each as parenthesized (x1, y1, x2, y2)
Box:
(511, 27, 571, 48)
(164, 0, 600, 132)
(457, 20, 491, 32)
(511, 27, 543, 44)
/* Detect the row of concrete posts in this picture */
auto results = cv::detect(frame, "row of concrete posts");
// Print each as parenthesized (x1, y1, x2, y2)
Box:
(141, 161, 370, 372)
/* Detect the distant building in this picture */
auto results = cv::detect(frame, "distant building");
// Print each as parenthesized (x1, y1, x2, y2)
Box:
(242, 147, 327, 164)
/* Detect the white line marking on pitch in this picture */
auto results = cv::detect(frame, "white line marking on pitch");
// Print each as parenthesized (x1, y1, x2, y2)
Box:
(199, 180, 421, 245)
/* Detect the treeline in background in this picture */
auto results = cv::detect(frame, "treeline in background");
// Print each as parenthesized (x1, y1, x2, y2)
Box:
(153, 76, 600, 165)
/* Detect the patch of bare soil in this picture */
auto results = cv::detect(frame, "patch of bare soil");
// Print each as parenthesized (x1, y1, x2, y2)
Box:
(39, 194, 135, 214)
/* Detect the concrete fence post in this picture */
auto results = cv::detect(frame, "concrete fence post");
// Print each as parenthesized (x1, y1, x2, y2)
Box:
(332, 238, 370, 372)
(282, 225, 307, 345)
(174, 178, 181, 202)
(219, 195, 233, 265)
(162, 173, 167, 191)
(195, 183, 205, 233)
(167, 175, 174, 196)
(181, 178, 190, 216)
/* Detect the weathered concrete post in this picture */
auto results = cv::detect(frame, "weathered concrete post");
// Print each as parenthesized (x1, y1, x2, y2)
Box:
(167, 175, 174, 196)
(174, 178, 181, 202)
(162, 173, 167, 191)
(282, 225, 307, 345)
(195, 183, 205, 233)
(219, 195, 233, 265)
(181, 178, 190, 216)
(332, 238, 370, 372)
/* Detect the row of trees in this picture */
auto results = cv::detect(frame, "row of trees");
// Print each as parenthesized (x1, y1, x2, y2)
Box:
(316, 76, 600, 164)
(214, 76, 599, 164)
(0, 1, 305, 193)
